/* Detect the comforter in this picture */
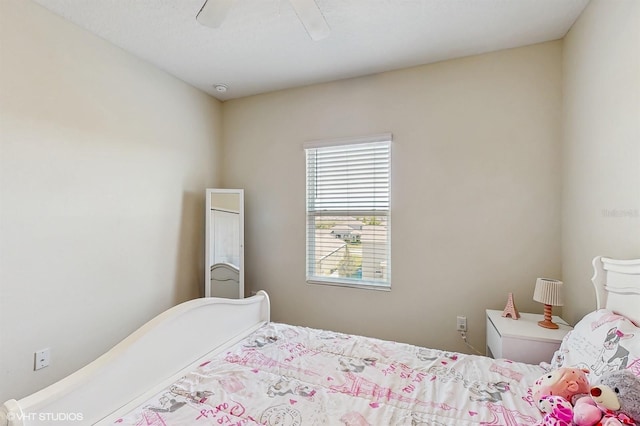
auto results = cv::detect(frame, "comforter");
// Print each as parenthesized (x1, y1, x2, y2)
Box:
(109, 322, 546, 425)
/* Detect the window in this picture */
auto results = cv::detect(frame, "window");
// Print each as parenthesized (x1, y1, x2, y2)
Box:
(305, 134, 391, 289)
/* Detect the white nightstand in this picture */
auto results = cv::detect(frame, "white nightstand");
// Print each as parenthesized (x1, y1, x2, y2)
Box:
(486, 309, 572, 364)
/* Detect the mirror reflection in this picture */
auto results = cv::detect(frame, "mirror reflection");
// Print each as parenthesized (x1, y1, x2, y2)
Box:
(205, 189, 244, 298)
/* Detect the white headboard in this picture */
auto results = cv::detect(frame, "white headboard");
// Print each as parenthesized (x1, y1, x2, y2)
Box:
(591, 256, 640, 324)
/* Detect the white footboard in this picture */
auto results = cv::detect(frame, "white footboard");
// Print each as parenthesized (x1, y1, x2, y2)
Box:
(0, 291, 270, 426)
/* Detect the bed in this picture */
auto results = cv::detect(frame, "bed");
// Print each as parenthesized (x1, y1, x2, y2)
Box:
(1, 256, 639, 425)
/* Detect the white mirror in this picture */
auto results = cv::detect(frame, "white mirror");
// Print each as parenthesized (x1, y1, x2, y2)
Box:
(205, 189, 244, 298)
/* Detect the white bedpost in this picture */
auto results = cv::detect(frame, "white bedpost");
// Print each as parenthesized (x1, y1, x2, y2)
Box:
(257, 290, 270, 322)
(591, 256, 606, 309)
(0, 399, 24, 426)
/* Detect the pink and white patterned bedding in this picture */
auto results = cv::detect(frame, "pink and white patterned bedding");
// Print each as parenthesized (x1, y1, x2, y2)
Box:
(110, 322, 546, 425)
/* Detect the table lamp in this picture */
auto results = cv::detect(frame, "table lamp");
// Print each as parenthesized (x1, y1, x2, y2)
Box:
(533, 278, 564, 329)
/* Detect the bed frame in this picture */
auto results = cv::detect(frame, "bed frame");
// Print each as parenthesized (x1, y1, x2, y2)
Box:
(2, 257, 639, 426)
(0, 291, 270, 426)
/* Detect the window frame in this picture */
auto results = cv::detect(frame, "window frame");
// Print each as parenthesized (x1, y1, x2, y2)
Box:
(304, 133, 392, 291)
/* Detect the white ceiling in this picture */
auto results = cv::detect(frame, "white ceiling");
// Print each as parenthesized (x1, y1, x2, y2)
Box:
(31, 0, 590, 101)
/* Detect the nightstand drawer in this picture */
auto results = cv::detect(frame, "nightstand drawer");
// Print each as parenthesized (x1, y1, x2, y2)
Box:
(501, 336, 562, 364)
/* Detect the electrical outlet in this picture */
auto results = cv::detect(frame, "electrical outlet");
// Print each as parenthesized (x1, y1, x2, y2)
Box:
(456, 316, 467, 332)
(34, 348, 50, 370)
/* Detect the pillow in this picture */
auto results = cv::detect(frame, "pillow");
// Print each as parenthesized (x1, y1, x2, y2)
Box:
(549, 309, 640, 383)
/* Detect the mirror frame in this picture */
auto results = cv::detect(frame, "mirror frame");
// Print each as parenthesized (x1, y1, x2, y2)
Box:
(205, 188, 244, 298)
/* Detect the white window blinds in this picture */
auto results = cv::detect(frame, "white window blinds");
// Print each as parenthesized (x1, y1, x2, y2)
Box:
(305, 135, 391, 289)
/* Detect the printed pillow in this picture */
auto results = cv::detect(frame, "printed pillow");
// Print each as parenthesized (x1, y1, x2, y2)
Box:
(549, 309, 640, 383)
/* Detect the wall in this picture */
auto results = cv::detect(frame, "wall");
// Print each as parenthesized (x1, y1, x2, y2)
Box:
(562, 0, 640, 325)
(0, 0, 222, 401)
(222, 41, 563, 353)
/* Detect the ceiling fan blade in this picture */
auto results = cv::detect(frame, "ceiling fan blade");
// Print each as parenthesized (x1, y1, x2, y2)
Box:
(197, 0, 235, 28)
(288, 0, 330, 41)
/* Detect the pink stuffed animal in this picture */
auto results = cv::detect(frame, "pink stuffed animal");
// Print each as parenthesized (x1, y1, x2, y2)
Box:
(533, 368, 592, 409)
(538, 395, 574, 426)
(536, 395, 603, 426)
(533, 369, 640, 426)
(572, 396, 603, 426)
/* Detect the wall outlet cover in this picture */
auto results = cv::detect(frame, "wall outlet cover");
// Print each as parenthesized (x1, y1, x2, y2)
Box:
(34, 348, 50, 370)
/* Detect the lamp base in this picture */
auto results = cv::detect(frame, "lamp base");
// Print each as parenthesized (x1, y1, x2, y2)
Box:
(537, 319, 559, 329)
(537, 303, 559, 329)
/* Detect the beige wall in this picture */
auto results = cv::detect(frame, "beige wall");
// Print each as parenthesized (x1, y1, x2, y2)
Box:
(0, 0, 222, 401)
(562, 0, 640, 325)
(222, 41, 563, 353)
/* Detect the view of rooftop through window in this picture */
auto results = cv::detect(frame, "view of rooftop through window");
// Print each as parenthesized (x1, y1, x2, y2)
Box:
(305, 137, 391, 288)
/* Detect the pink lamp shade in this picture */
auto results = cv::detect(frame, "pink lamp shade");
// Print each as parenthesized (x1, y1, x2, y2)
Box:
(533, 278, 564, 329)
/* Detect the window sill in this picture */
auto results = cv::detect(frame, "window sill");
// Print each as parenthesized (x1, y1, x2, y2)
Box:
(306, 278, 391, 292)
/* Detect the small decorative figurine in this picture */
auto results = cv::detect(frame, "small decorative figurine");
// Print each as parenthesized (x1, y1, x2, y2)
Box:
(502, 292, 520, 319)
